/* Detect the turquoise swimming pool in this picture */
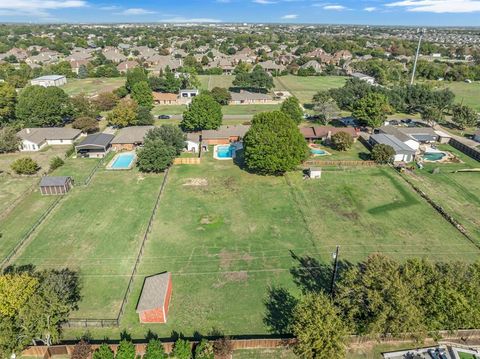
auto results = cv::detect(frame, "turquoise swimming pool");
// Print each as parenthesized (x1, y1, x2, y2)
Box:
(311, 148, 327, 155)
(217, 145, 236, 159)
(110, 152, 135, 169)
(423, 152, 446, 161)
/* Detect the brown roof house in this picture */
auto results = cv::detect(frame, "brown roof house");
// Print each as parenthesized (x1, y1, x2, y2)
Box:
(17, 127, 82, 152)
(117, 60, 139, 73)
(111, 126, 154, 151)
(229, 90, 274, 105)
(153, 92, 179, 105)
(300, 126, 359, 143)
(136, 272, 172, 324)
(201, 125, 250, 145)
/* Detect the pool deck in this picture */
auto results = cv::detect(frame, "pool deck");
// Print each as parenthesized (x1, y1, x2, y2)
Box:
(213, 143, 243, 160)
(106, 151, 137, 170)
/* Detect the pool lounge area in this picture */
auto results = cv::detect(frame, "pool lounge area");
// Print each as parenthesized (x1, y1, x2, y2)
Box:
(107, 152, 136, 170)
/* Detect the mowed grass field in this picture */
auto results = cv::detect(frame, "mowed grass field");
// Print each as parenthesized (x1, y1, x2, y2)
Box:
(274, 75, 347, 104)
(62, 78, 125, 97)
(0, 175, 36, 213)
(67, 150, 480, 340)
(402, 145, 480, 242)
(12, 166, 164, 318)
(432, 81, 480, 111)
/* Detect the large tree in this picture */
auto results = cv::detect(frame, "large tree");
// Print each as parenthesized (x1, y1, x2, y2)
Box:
(0, 126, 21, 153)
(71, 94, 98, 118)
(16, 86, 73, 127)
(232, 66, 274, 91)
(181, 93, 222, 132)
(209, 87, 231, 105)
(0, 82, 17, 124)
(243, 111, 309, 175)
(126, 67, 148, 92)
(371, 144, 395, 164)
(107, 98, 138, 128)
(137, 139, 177, 173)
(280, 96, 303, 125)
(145, 125, 185, 155)
(312, 91, 340, 125)
(331, 131, 354, 151)
(352, 92, 392, 128)
(131, 81, 153, 110)
(451, 104, 479, 130)
(72, 117, 99, 134)
(292, 293, 348, 359)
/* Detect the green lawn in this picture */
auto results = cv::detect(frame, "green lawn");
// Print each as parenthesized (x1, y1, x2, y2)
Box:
(0, 146, 70, 174)
(152, 105, 187, 116)
(0, 175, 36, 213)
(401, 144, 480, 243)
(458, 352, 476, 359)
(198, 75, 234, 90)
(52, 157, 101, 184)
(222, 104, 280, 115)
(13, 167, 164, 318)
(308, 140, 371, 161)
(432, 81, 480, 111)
(62, 78, 125, 97)
(63, 150, 479, 340)
(233, 349, 296, 359)
(274, 75, 347, 104)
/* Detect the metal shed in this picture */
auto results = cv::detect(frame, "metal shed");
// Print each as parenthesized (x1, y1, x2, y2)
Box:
(39, 176, 73, 195)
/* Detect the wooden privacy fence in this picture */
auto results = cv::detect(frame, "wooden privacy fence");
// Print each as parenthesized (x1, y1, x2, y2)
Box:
(173, 157, 201, 165)
(22, 329, 480, 359)
(23, 338, 296, 358)
(448, 138, 480, 162)
(304, 160, 376, 167)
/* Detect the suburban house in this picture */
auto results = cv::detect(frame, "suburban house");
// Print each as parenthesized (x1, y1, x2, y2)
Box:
(111, 126, 154, 151)
(17, 128, 82, 151)
(378, 126, 439, 151)
(474, 129, 480, 143)
(201, 125, 250, 145)
(39, 176, 73, 196)
(117, 60, 139, 73)
(179, 89, 199, 98)
(369, 133, 416, 162)
(351, 72, 375, 84)
(136, 272, 172, 324)
(30, 75, 67, 87)
(75, 133, 114, 158)
(153, 92, 179, 105)
(300, 126, 359, 143)
(300, 60, 323, 73)
(186, 133, 201, 152)
(257, 60, 285, 74)
(229, 90, 274, 105)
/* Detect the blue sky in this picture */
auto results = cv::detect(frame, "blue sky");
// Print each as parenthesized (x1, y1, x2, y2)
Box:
(1, 0, 480, 26)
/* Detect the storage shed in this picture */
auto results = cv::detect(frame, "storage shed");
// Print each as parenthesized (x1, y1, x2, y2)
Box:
(39, 176, 73, 195)
(308, 167, 322, 179)
(136, 272, 172, 324)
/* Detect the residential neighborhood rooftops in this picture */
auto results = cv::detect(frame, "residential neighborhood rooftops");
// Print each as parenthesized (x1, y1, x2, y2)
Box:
(202, 125, 250, 140)
(17, 128, 81, 145)
(76, 133, 114, 148)
(300, 126, 358, 139)
(32, 75, 66, 81)
(112, 126, 154, 145)
(152, 92, 178, 101)
(136, 272, 171, 312)
(39, 176, 71, 187)
(230, 90, 272, 101)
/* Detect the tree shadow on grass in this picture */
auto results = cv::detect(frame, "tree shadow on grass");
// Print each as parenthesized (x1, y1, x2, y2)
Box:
(263, 286, 298, 334)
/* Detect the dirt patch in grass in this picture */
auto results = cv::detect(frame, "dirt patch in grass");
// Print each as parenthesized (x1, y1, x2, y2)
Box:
(183, 178, 208, 186)
(213, 270, 249, 288)
(219, 250, 254, 270)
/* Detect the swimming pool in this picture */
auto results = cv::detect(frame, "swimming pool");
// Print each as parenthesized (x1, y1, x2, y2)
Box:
(423, 152, 446, 162)
(109, 152, 136, 170)
(311, 148, 327, 155)
(216, 145, 236, 159)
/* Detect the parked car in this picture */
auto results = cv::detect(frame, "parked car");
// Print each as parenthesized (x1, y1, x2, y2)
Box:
(158, 115, 171, 119)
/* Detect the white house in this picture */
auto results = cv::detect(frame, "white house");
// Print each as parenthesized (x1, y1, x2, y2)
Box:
(351, 72, 375, 85)
(186, 133, 200, 153)
(30, 75, 67, 87)
(369, 134, 416, 162)
(179, 89, 199, 98)
(17, 128, 82, 151)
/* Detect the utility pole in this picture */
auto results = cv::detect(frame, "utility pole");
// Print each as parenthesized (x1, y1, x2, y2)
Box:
(410, 28, 425, 85)
(330, 245, 340, 299)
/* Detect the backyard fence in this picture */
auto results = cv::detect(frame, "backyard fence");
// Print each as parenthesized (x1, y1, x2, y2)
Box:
(22, 329, 480, 359)
(173, 157, 201, 165)
(79, 156, 108, 186)
(64, 168, 171, 328)
(0, 180, 38, 221)
(448, 138, 480, 162)
(0, 196, 63, 270)
(304, 160, 377, 167)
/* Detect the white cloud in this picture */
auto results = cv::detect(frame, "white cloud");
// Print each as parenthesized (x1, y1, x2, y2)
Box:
(323, 4, 347, 10)
(253, 0, 277, 4)
(117, 8, 156, 15)
(0, 0, 87, 18)
(281, 14, 298, 18)
(364, 6, 377, 11)
(161, 17, 223, 23)
(386, 0, 480, 13)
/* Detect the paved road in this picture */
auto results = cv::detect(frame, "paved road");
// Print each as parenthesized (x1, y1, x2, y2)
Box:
(165, 114, 253, 121)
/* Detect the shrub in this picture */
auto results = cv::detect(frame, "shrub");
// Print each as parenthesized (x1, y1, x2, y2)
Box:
(65, 145, 76, 158)
(10, 157, 40, 175)
(280, 96, 303, 125)
(49, 156, 64, 172)
(115, 339, 135, 359)
(0, 126, 20, 153)
(71, 340, 91, 359)
(93, 344, 114, 359)
(143, 339, 167, 359)
(371, 144, 395, 164)
(172, 338, 191, 359)
(331, 131, 354, 151)
(194, 339, 213, 359)
(72, 117, 99, 134)
(213, 337, 233, 358)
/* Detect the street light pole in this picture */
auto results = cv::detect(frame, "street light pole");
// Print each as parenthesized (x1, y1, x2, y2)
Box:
(410, 29, 425, 85)
(330, 245, 340, 299)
